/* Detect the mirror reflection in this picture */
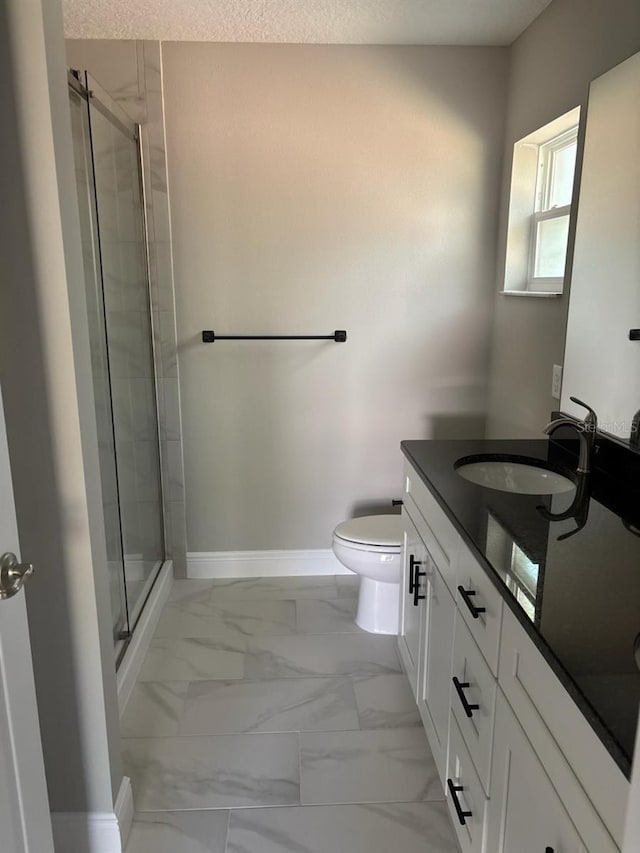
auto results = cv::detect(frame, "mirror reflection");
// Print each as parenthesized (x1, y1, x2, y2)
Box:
(561, 50, 640, 443)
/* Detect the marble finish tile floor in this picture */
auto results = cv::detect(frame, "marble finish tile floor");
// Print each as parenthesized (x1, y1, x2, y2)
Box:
(124, 575, 457, 853)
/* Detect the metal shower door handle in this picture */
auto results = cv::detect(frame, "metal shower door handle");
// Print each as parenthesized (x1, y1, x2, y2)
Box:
(0, 552, 34, 600)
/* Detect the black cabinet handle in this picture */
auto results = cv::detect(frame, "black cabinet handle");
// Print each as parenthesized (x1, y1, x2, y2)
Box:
(545, 849, 554, 853)
(408, 554, 421, 594)
(447, 779, 472, 826)
(452, 676, 480, 718)
(457, 585, 486, 619)
(413, 566, 426, 606)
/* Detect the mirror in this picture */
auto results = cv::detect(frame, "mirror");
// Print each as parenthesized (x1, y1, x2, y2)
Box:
(561, 50, 640, 443)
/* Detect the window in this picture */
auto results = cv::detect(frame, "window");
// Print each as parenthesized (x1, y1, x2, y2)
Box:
(502, 107, 581, 297)
(529, 127, 578, 291)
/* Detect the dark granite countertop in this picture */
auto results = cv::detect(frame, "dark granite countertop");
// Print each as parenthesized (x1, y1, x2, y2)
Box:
(401, 437, 640, 779)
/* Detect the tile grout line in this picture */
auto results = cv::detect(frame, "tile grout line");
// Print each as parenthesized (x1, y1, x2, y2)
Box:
(223, 807, 231, 853)
(121, 725, 425, 742)
(133, 798, 448, 816)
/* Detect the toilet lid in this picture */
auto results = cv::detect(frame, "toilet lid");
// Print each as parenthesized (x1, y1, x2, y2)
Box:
(333, 515, 404, 548)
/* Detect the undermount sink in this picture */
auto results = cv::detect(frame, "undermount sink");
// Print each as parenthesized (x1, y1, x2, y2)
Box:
(455, 455, 576, 495)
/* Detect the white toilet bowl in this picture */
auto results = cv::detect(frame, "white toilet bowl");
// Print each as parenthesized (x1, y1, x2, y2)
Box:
(332, 515, 404, 635)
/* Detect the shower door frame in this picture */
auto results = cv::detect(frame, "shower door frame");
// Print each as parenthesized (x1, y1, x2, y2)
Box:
(68, 70, 167, 662)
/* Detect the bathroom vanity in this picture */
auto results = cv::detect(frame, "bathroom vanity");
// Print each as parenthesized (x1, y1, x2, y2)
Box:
(398, 438, 640, 853)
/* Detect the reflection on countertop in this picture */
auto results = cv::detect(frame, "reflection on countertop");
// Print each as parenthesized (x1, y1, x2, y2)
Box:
(401, 437, 640, 778)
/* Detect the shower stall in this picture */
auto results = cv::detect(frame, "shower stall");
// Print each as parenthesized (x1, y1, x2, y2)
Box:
(68, 70, 165, 658)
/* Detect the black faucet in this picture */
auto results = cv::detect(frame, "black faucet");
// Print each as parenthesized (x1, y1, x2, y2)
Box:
(537, 475, 590, 541)
(543, 397, 598, 475)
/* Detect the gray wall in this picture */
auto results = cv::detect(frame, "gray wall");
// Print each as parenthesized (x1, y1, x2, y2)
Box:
(162, 43, 508, 553)
(486, 0, 640, 438)
(66, 39, 188, 576)
(0, 0, 121, 819)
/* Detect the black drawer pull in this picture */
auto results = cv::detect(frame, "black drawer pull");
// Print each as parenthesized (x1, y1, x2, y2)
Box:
(545, 849, 554, 853)
(457, 585, 486, 619)
(413, 566, 426, 606)
(452, 676, 480, 718)
(447, 778, 472, 826)
(408, 554, 421, 594)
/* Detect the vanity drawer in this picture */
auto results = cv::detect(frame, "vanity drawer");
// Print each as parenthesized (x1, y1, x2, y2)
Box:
(446, 714, 488, 853)
(499, 607, 627, 850)
(403, 460, 459, 594)
(456, 542, 503, 676)
(451, 613, 497, 795)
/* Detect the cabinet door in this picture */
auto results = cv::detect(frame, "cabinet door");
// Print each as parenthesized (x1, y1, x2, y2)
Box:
(418, 554, 455, 784)
(398, 509, 426, 697)
(487, 692, 588, 853)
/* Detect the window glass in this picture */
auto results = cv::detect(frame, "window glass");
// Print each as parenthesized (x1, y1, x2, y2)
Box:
(547, 142, 577, 209)
(534, 214, 570, 278)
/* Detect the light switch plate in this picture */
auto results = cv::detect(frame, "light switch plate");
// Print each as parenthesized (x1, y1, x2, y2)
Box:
(552, 364, 563, 400)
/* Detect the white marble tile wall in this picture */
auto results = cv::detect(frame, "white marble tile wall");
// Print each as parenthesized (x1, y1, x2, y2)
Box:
(122, 576, 458, 853)
(140, 40, 186, 575)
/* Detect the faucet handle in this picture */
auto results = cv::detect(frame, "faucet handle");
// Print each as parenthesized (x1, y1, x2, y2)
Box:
(569, 397, 598, 425)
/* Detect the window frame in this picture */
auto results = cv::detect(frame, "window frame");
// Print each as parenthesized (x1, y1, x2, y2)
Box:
(527, 125, 579, 293)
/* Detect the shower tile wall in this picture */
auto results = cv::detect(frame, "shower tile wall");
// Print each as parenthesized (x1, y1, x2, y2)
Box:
(66, 39, 187, 576)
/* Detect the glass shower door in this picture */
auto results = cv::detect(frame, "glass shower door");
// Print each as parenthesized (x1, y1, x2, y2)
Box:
(87, 75, 165, 630)
(68, 84, 129, 641)
(68, 71, 165, 651)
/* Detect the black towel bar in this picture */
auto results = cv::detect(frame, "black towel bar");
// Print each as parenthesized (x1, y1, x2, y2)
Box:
(202, 330, 347, 343)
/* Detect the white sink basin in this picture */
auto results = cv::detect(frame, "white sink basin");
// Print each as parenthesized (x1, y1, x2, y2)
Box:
(456, 457, 575, 495)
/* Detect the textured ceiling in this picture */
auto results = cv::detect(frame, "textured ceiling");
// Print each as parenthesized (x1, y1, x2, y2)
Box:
(63, 0, 553, 45)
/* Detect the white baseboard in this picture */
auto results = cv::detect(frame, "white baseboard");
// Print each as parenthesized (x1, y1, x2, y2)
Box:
(114, 776, 134, 851)
(117, 560, 173, 715)
(187, 549, 350, 579)
(51, 777, 133, 853)
(51, 810, 122, 853)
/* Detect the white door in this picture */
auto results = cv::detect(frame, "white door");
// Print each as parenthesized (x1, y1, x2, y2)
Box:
(0, 385, 54, 853)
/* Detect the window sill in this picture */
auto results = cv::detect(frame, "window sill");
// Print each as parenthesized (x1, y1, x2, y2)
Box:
(501, 290, 562, 298)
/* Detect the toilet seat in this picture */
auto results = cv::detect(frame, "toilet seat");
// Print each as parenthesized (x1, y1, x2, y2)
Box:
(332, 536, 401, 555)
(333, 515, 404, 552)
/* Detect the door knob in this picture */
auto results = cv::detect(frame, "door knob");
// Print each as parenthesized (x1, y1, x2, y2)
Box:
(0, 552, 34, 600)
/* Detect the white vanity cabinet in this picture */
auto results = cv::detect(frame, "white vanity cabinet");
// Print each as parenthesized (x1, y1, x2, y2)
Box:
(496, 608, 625, 852)
(401, 462, 459, 782)
(398, 507, 427, 696)
(486, 692, 588, 853)
(399, 455, 628, 853)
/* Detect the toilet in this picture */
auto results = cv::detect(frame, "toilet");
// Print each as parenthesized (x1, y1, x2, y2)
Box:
(332, 514, 404, 635)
